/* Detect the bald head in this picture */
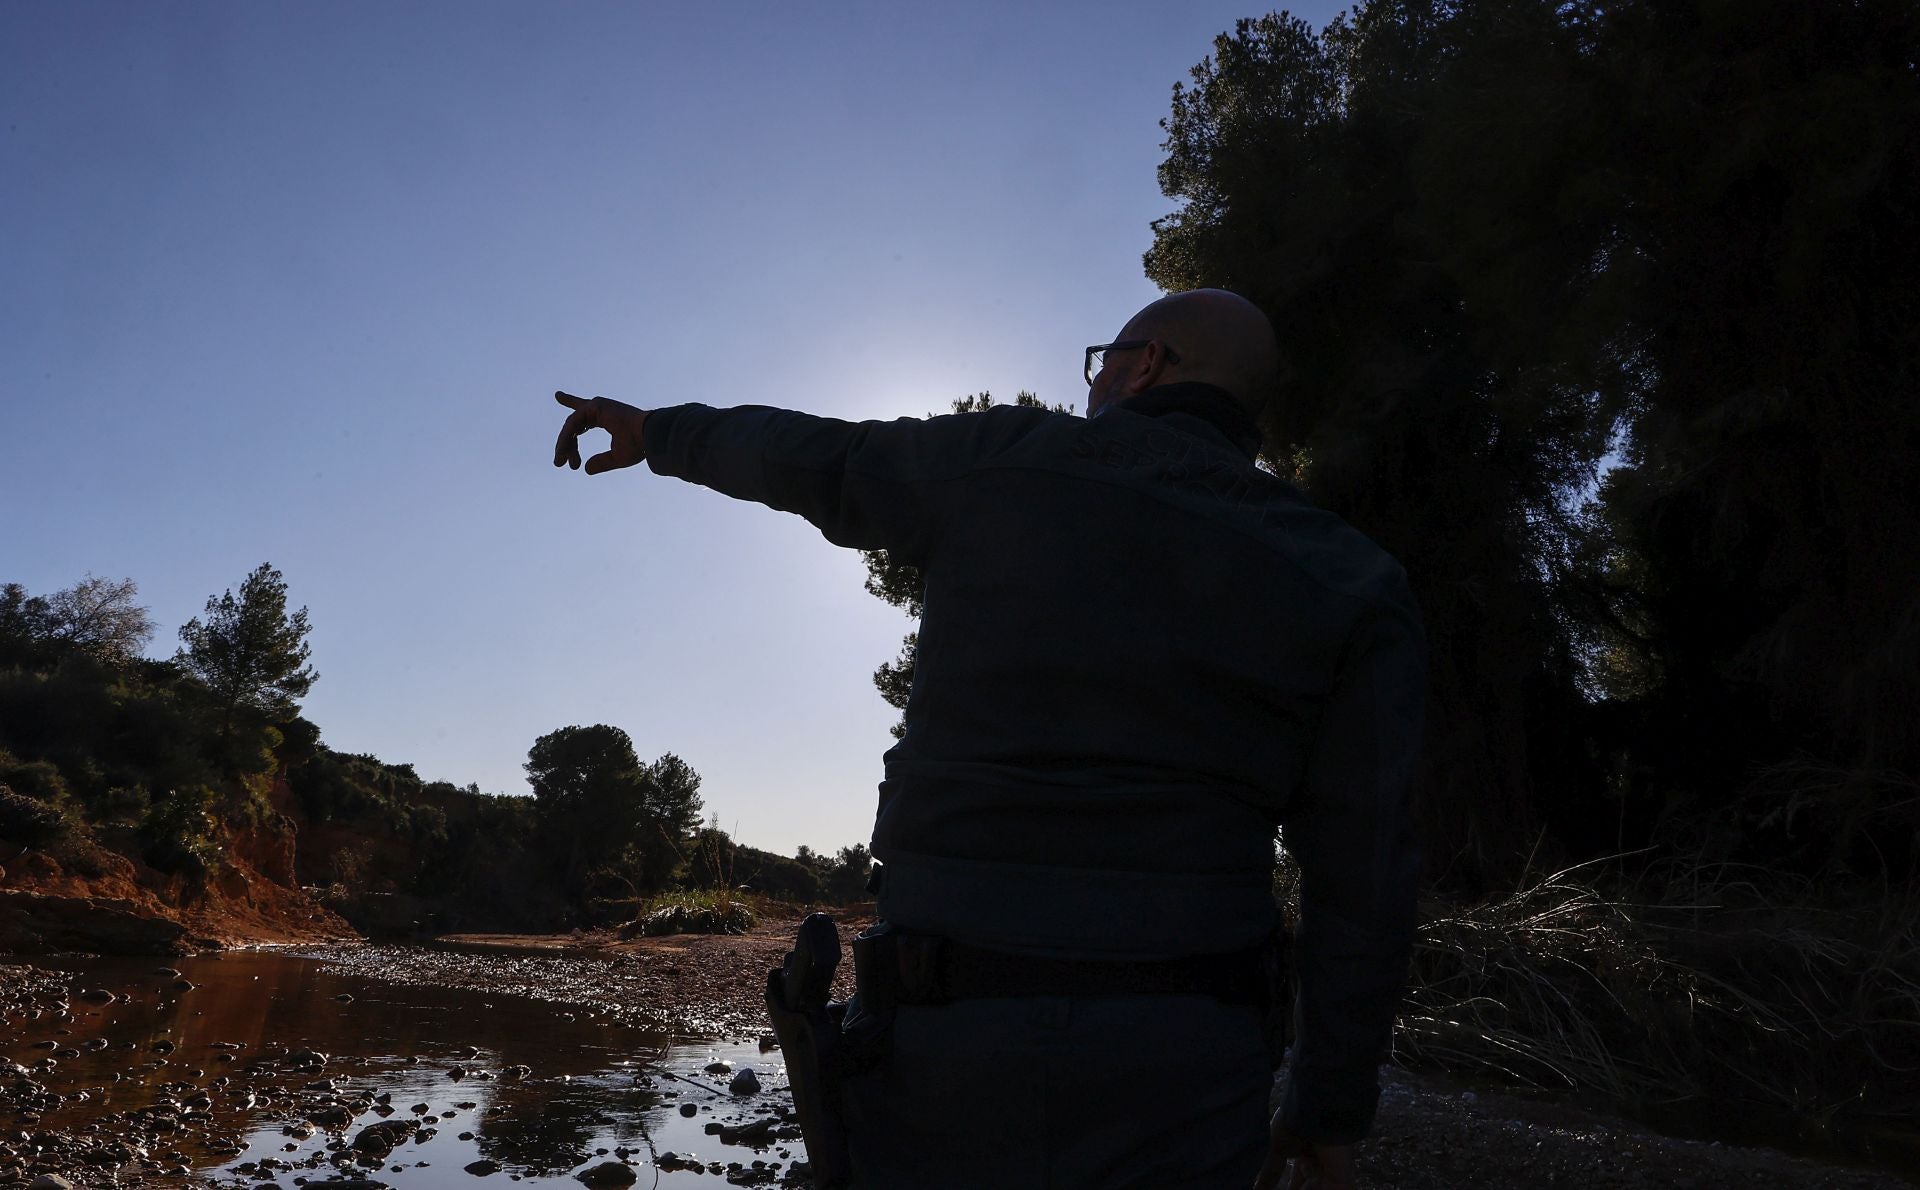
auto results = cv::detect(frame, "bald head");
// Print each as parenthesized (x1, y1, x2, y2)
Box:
(1117, 288, 1281, 412)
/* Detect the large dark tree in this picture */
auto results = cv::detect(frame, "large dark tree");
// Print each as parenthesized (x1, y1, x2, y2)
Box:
(1151, 2, 1630, 886)
(1149, 0, 1920, 885)
(524, 725, 704, 903)
(1573, 0, 1920, 875)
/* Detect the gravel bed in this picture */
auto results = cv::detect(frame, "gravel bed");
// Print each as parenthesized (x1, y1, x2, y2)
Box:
(3, 943, 1910, 1188)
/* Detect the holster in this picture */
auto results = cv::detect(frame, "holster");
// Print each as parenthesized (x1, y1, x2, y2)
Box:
(764, 913, 853, 1189)
(1262, 916, 1295, 1069)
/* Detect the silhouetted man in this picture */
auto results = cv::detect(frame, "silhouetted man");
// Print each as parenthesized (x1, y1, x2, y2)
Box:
(552, 288, 1424, 1189)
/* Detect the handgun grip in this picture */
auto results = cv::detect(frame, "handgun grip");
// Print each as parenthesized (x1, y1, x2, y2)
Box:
(779, 911, 841, 1013)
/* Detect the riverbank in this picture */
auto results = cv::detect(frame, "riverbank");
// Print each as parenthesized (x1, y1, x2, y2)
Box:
(1, 929, 1912, 1189)
(308, 924, 1911, 1189)
(302, 914, 864, 1041)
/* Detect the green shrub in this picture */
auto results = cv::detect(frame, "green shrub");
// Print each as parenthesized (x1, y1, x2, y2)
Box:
(85, 783, 149, 828)
(625, 889, 758, 937)
(0, 782, 73, 847)
(0, 757, 69, 804)
(139, 784, 219, 874)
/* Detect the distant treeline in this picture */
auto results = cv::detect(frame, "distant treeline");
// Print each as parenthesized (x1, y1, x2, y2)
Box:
(0, 567, 871, 934)
(1131, 0, 1920, 891)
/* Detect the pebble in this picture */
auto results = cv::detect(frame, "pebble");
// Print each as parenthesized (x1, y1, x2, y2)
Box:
(729, 1067, 761, 1095)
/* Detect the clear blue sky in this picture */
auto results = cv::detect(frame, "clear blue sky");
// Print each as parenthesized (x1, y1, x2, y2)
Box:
(1, 1, 1343, 858)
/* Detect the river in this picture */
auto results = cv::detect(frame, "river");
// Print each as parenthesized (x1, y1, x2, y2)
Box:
(5, 948, 800, 1187)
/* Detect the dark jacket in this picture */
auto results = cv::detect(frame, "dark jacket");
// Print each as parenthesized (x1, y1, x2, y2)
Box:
(643, 381, 1425, 1144)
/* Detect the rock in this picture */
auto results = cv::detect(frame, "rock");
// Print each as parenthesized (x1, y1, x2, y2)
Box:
(729, 1067, 761, 1095)
(502, 1064, 531, 1080)
(307, 1105, 354, 1129)
(333, 993, 355, 1002)
(29, 1176, 76, 1190)
(351, 1121, 414, 1156)
(679, 1103, 698, 1117)
(464, 1159, 499, 1175)
(575, 1161, 637, 1186)
(704, 1061, 732, 1074)
(718, 1118, 777, 1145)
(171, 978, 196, 991)
(76, 989, 116, 1004)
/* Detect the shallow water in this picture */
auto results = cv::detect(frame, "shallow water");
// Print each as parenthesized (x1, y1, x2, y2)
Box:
(7, 948, 802, 1187)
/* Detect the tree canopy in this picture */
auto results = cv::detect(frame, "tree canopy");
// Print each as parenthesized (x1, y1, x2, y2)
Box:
(524, 724, 705, 901)
(1, 576, 154, 669)
(1151, 0, 1920, 886)
(174, 563, 317, 731)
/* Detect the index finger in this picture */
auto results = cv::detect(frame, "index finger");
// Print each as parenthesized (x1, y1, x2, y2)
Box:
(553, 392, 600, 468)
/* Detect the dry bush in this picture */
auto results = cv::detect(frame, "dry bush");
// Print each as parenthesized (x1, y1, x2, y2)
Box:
(1397, 853, 1920, 1129)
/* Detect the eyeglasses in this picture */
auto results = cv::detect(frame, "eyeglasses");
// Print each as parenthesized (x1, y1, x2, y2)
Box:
(1084, 340, 1182, 386)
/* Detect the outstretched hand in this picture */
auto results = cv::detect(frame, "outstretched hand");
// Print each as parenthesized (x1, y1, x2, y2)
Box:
(1252, 1119, 1357, 1190)
(552, 391, 650, 475)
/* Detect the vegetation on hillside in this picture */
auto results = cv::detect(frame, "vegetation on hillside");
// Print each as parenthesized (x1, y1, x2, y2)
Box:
(0, 568, 874, 936)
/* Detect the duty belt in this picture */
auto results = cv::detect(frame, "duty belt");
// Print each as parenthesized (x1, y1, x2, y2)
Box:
(853, 923, 1273, 1012)
(765, 913, 1294, 1189)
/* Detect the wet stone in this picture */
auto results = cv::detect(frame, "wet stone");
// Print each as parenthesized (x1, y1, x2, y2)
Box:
(575, 1160, 638, 1186)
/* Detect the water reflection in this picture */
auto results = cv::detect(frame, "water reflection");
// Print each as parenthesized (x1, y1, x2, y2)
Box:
(8, 950, 799, 1188)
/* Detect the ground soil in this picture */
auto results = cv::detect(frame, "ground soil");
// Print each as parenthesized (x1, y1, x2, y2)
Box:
(2, 908, 1912, 1188)
(322, 912, 1913, 1189)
